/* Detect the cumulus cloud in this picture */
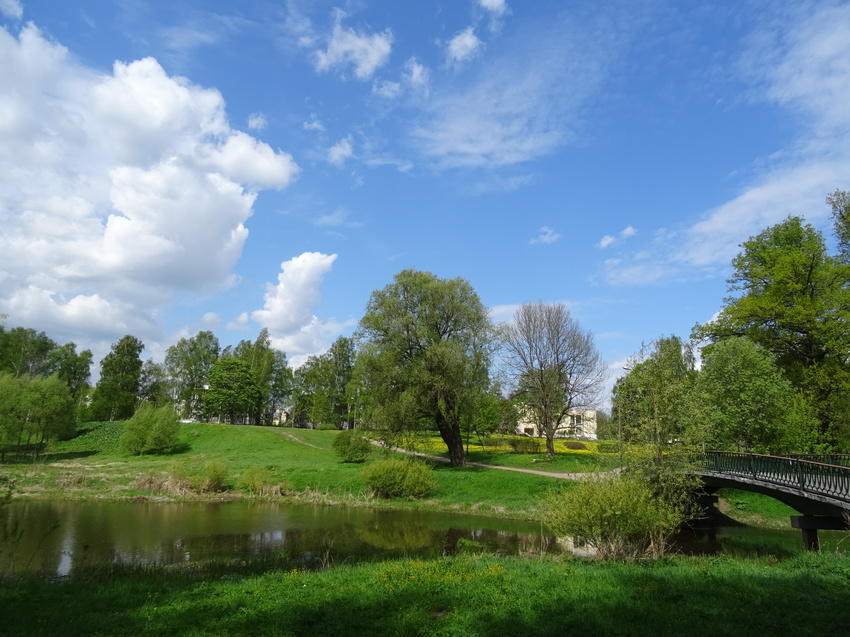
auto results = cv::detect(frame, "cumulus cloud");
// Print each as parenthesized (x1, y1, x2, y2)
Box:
(251, 252, 350, 363)
(314, 10, 392, 80)
(0, 0, 22, 19)
(0, 23, 299, 346)
(447, 27, 482, 64)
(598, 235, 615, 249)
(327, 135, 354, 166)
(598, 226, 636, 249)
(529, 226, 560, 245)
(373, 57, 429, 100)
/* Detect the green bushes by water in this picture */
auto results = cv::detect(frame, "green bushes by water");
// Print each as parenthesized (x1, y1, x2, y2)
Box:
(362, 457, 437, 499)
(332, 429, 373, 463)
(119, 403, 180, 455)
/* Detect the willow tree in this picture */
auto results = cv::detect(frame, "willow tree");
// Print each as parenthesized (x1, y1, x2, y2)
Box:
(356, 269, 493, 466)
(500, 302, 606, 456)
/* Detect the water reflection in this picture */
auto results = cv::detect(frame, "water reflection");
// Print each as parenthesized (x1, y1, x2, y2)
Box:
(4, 501, 844, 578)
(2, 501, 557, 577)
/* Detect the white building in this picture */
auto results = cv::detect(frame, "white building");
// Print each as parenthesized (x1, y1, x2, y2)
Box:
(516, 408, 598, 440)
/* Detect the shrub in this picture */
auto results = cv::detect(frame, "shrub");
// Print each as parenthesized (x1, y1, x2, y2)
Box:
(540, 474, 680, 561)
(200, 460, 229, 492)
(508, 437, 543, 454)
(362, 457, 437, 499)
(333, 429, 373, 463)
(316, 423, 338, 431)
(237, 466, 271, 495)
(563, 440, 587, 450)
(595, 441, 620, 454)
(119, 403, 180, 455)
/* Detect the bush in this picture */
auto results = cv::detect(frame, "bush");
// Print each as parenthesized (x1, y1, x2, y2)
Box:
(333, 429, 373, 463)
(237, 466, 271, 495)
(316, 423, 338, 431)
(595, 441, 620, 454)
(362, 457, 437, 499)
(563, 440, 587, 450)
(541, 474, 681, 561)
(119, 403, 180, 455)
(201, 460, 229, 492)
(508, 437, 543, 454)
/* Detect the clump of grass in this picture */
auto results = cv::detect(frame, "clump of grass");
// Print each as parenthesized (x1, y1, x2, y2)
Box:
(362, 458, 437, 499)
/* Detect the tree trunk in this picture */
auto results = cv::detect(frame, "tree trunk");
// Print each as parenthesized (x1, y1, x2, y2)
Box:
(436, 411, 466, 466)
(546, 435, 556, 457)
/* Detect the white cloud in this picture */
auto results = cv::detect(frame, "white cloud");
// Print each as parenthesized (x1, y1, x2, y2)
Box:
(598, 235, 615, 249)
(0, 0, 22, 20)
(621, 226, 637, 238)
(598, 226, 636, 249)
(447, 27, 482, 64)
(314, 10, 392, 80)
(404, 57, 430, 93)
(674, 3, 850, 269)
(529, 226, 560, 245)
(373, 79, 401, 99)
(248, 112, 267, 130)
(413, 14, 615, 168)
(479, 0, 507, 16)
(251, 252, 350, 362)
(303, 113, 325, 131)
(314, 208, 359, 228)
(226, 311, 250, 331)
(327, 135, 354, 166)
(0, 24, 298, 346)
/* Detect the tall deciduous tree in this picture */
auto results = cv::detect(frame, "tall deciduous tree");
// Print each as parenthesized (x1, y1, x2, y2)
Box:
(500, 302, 607, 456)
(91, 335, 144, 421)
(164, 330, 220, 418)
(204, 357, 262, 424)
(612, 336, 696, 457)
(686, 337, 795, 452)
(291, 336, 355, 428)
(692, 216, 850, 448)
(357, 269, 493, 466)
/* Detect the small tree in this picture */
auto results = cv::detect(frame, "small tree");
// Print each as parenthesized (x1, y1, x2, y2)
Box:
(204, 357, 262, 424)
(333, 429, 373, 463)
(500, 302, 607, 457)
(120, 402, 180, 455)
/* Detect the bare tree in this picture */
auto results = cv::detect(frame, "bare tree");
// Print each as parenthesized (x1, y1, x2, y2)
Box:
(500, 302, 607, 456)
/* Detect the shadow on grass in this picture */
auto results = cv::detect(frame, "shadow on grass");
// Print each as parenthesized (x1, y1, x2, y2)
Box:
(2, 554, 849, 636)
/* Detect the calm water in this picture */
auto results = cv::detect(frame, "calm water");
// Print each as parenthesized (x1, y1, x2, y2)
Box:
(2, 501, 846, 577)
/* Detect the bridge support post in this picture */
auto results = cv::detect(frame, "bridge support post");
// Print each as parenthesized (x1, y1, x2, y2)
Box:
(790, 516, 847, 551)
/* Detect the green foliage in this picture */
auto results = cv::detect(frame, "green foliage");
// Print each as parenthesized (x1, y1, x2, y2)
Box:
(541, 474, 680, 560)
(362, 457, 437, 499)
(686, 337, 794, 452)
(612, 335, 695, 454)
(235, 466, 270, 495)
(119, 403, 180, 455)
(356, 269, 494, 467)
(693, 216, 850, 449)
(332, 429, 373, 463)
(0, 372, 76, 460)
(90, 335, 144, 421)
(204, 357, 262, 424)
(595, 441, 620, 454)
(316, 423, 337, 431)
(164, 330, 220, 419)
(200, 460, 229, 492)
(563, 440, 586, 450)
(507, 437, 543, 454)
(292, 336, 355, 428)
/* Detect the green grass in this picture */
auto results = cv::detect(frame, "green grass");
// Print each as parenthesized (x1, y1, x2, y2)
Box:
(2, 552, 850, 636)
(0, 423, 571, 518)
(715, 488, 799, 528)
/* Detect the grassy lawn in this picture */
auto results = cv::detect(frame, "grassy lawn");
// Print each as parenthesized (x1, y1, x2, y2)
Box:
(2, 552, 849, 636)
(0, 423, 573, 519)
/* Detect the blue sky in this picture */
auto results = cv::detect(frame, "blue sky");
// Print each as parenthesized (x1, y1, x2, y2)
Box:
(2, 0, 849, 401)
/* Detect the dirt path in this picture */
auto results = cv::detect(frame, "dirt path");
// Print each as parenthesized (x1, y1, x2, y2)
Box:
(268, 429, 324, 449)
(371, 441, 601, 481)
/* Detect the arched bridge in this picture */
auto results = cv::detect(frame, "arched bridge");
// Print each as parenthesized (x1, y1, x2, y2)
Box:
(699, 451, 850, 550)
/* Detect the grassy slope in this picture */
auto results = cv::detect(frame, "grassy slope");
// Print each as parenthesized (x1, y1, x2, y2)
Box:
(2, 553, 849, 636)
(0, 423, 571, 518)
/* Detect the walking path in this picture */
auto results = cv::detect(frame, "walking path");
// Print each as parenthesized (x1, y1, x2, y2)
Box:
(372, 441, 600, 481)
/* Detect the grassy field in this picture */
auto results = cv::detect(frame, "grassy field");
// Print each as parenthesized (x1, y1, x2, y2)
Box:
(2, 552, 849, 636)
(0, 422, 593, 519)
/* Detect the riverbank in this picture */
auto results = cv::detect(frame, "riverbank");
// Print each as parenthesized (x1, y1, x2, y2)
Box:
(2, 552, 849, 636)
(0, 422, 797, 526)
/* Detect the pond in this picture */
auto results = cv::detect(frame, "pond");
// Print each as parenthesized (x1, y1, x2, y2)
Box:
(2, 501, 847, 578)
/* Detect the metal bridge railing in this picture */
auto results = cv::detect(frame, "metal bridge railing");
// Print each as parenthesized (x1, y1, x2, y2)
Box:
(702, 451, 850, 502)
